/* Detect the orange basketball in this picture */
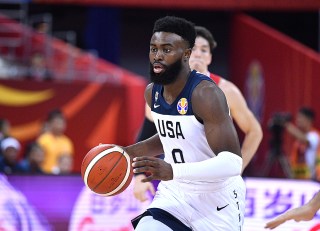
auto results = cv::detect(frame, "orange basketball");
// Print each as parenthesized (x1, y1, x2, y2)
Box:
(81, 144, 133, 196)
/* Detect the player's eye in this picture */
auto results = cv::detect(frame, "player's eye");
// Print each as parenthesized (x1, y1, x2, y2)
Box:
(150, 47, 157, 53)
(163, 48, 171, 53)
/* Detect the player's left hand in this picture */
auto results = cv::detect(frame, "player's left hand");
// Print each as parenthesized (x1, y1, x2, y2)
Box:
(133, 174, 155, 202)
(132, 156, 173, 181)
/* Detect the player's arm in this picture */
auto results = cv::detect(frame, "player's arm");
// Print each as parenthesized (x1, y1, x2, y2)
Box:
(133, 99, 157, 202)
(172, 81, 242, 181)
(307, 191, 320, 217)
(124, 83, 163, 159)
(265, 191, 320, 229)
(224, 82, 263, 171)
(145, 103, 153, 122)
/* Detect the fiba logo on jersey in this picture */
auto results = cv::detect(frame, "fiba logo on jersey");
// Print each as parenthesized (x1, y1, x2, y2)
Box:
(177, 98, 188, 115)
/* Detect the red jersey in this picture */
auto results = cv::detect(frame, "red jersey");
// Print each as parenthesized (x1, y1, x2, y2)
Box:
(209, 73, 222, 85)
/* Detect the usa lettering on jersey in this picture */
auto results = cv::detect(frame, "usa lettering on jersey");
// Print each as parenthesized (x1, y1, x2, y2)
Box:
(156, 119, 185, 139)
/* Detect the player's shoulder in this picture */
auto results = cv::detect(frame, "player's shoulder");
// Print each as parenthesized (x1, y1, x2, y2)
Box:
(218, 78, 249, 112)
(144, 83, 154, 107)
(192, 71, 216, 87)
(219, 78, 243, 98)
(145, 82, 154, 93)
(194, 71, 220, 87)
(191, 77, 229, 120)
(192, 75, 225, 104)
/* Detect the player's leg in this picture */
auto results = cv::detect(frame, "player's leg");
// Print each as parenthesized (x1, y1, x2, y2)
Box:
(135, 216, 173, 231)
(132, 208, 193, 231)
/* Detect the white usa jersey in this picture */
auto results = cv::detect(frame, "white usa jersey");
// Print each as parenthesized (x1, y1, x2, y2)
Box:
(151, 70, 225, 187)
(147, 71, 246, 230)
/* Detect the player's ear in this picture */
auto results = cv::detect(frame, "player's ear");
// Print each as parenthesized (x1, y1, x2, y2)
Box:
(184, 48, 192, 60)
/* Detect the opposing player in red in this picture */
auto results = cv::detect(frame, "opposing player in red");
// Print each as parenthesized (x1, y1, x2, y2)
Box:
(133, 25, 263, 203)
(125, 16, 245, 231)
(189, 26, 262, 171)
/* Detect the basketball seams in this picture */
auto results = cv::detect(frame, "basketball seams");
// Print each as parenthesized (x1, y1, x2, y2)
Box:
(105, 150, 131, 196)
(83, 146, 119, 186)
(83, 145, 132, 196)
(92, 153, 123, 191)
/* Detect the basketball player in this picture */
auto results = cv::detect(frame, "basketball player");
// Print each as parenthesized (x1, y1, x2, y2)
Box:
(124, 16, 246, 231)
(190, 26, 262, 171)
(265, 191, 320, 229)
(133, 25, 263, 203)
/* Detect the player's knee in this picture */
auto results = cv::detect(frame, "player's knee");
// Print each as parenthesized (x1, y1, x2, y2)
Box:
(135, 216, 173, 231)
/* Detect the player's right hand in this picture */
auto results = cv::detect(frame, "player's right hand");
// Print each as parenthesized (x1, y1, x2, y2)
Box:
(132, 156, 173, 181)
(133, 174, 155, 202)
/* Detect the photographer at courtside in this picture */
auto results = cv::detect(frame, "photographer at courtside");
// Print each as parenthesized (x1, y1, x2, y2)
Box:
(284, 107, 320, 180)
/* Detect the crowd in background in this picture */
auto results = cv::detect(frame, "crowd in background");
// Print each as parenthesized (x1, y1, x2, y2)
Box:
(0, 109, 74, 175)
(0, 10, 319, 181)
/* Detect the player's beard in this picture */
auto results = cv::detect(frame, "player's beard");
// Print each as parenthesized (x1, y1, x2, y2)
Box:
(149, 59, 182, 85)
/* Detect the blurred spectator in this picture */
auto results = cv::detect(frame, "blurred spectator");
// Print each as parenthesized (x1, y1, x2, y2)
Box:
(0, 119, 10, 140)
(52, 154, 73, 175)
(16, 142, 44, 174)
(26, 20, 53, 81)
(0, 57, 26, 79)
(40, 120, 50, 135)
(26, 53, 53, 81)
(0, 118, 10, 156)
(285, 107, 320, 180)
(0, 137, 21, 174)
(37, 109, 74, 174)
(35, 22, 50, 34)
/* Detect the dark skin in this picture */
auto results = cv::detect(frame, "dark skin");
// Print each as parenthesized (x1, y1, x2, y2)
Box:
(124, 31, 241, 183)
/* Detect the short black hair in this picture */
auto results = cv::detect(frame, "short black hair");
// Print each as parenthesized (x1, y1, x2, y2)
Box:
(47, 108, 64, 122)
(299, 107, 315, 121)
(153, 16, 196, 49)
(195, 26, 217, 53)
